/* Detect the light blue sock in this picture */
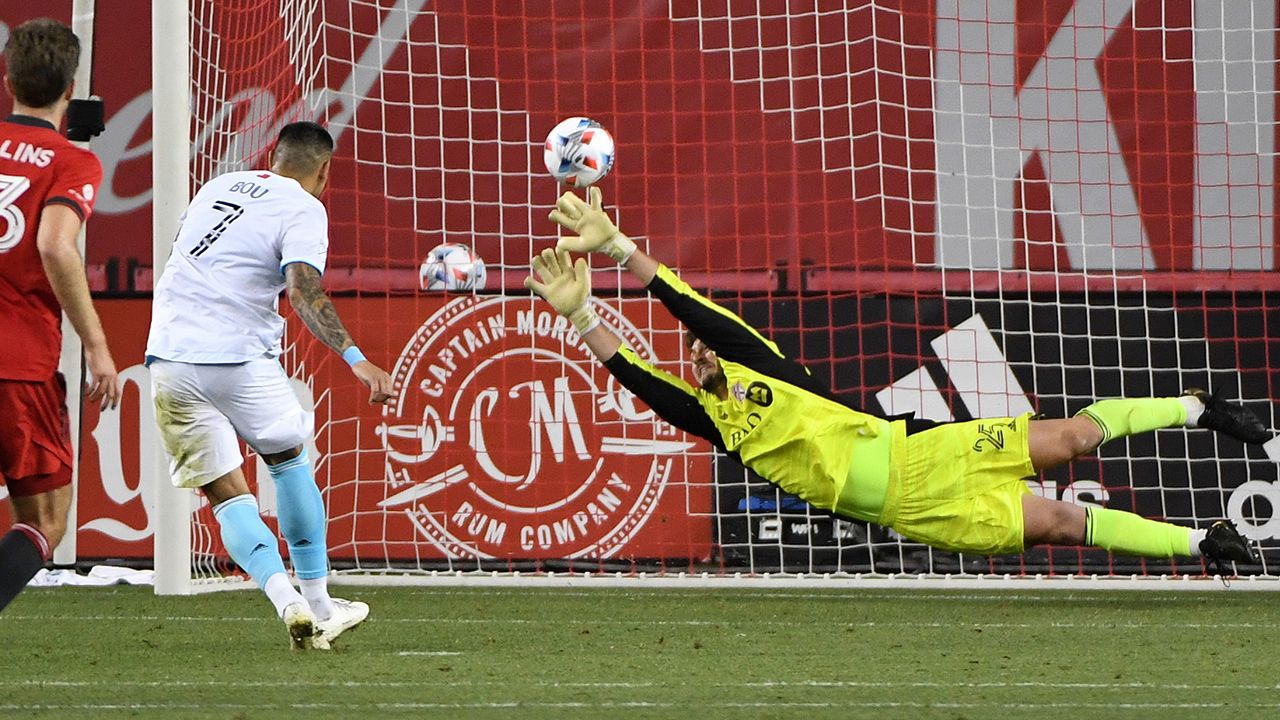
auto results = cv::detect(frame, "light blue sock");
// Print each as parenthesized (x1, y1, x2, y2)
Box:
(211, 494, 286, 589)
(268, 449, 329, 580)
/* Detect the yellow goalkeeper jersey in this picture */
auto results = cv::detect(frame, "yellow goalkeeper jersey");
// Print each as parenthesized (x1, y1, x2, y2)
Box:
(602, 265, 894, 518)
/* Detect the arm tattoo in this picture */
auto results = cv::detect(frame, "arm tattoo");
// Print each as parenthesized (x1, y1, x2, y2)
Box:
(285, 263, 354, 355)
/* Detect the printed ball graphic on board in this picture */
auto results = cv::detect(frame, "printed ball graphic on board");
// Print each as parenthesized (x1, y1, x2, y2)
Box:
(543, 117, 615, 188)
(419, 242, 487, 291)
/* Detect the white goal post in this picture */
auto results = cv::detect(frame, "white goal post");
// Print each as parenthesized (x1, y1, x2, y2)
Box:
(149, 0, 192, 594)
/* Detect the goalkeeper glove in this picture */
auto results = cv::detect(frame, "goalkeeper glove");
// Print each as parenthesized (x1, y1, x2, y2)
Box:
(548, 186, 637, 264)
(524, 248, 600, 335)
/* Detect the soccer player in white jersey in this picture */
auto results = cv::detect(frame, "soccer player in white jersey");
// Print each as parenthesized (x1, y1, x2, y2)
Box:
(146, 121, 394, 650)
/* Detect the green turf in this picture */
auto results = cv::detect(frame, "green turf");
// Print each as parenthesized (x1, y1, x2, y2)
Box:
(2, 585, 1279, 719)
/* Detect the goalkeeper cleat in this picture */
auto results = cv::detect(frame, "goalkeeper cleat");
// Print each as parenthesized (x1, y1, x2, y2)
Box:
(1183, 389, 1272, 445)
(310, 598, 369, 650)
(1199, 520, 1256, 581)
(282, 602, 317, 651)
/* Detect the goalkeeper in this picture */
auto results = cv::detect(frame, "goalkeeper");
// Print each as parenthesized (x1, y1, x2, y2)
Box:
(526, 187, 1267, 569)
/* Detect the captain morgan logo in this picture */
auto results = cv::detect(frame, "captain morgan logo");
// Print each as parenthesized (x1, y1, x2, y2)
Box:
(377, 297, 692, 559)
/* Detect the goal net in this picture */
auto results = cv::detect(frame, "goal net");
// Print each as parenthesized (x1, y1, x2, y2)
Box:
(156, 0, 1279, 590)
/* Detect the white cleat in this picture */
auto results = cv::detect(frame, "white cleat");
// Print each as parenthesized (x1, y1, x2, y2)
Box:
(282, 602, 317, 650)
(310, 598, 369, 650)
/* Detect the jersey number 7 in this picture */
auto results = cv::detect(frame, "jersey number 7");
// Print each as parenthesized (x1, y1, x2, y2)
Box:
(190, 199, 244, 258)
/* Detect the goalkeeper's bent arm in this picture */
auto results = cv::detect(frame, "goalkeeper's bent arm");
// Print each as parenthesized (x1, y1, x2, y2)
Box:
(578, 320, 723, 448)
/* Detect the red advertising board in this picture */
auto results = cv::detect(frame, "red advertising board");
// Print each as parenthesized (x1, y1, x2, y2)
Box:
(337, 295, 713, 561)
(0, 295, 714, 562)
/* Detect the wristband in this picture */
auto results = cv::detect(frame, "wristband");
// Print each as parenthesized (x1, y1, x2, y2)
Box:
(601, 232, 638, 264)
(568, 305, 601, 336)
(341, 346, 367, 367)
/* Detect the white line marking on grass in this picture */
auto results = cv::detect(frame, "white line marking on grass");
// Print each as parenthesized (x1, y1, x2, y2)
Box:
(52, 586, 1254, 601)
(395, 651, 460, 656)
(8, 679, 1280, 691)
(340, 588, 1251, 602)
(2, 701, 1278, 711)
(6, 614, 1279, 630)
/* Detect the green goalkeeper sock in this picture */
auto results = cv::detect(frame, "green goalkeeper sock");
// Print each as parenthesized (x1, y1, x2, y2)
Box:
(1084, 506, 1193, 557)
(1075, 397, 1187, 444)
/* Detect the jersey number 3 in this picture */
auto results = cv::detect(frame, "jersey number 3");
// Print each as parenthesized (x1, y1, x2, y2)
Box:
(0, 173, 32, 253)
(189, 199, 244, 258)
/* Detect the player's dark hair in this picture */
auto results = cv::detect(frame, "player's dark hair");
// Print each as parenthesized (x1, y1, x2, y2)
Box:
(273, 121, 334, 175)
(3, 18, 80, 109)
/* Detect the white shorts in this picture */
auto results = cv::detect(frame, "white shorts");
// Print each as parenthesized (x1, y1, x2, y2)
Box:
(150, 358, 312, 488)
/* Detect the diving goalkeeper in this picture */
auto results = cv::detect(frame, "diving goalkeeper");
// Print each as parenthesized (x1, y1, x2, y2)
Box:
(525, 187, 1266, 570)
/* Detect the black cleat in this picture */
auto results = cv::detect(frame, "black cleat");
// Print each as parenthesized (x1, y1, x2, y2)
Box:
(1184, 389, 1272, 445)
(1199, 520, 1256, 580)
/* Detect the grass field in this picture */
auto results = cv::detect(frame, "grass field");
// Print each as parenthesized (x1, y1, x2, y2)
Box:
(3, 585, 1280, 719)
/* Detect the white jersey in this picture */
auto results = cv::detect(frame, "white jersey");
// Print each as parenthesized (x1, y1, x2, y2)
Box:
(147, 170, 329, 364)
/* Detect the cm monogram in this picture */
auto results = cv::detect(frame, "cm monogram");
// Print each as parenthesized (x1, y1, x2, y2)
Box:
(379, 297, 680, 560)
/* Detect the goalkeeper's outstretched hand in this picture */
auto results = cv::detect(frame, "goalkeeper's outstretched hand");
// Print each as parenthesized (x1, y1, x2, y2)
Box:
(524, 248, 600, 335)
(549, 186, 637, 264)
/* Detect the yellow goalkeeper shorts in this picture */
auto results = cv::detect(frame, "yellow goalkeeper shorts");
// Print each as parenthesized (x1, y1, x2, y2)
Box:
(877, 413, 1036, 555)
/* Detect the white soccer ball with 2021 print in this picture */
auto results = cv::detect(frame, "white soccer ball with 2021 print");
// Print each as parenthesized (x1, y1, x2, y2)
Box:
(419, 242, 486, 291)
(543, 117, 615, 188)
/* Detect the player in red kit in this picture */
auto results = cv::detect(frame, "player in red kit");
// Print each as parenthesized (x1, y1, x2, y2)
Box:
(0, 18, 120, 613)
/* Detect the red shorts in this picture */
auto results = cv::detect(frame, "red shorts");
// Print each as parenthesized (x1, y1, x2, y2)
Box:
(0, 374, 74, 497)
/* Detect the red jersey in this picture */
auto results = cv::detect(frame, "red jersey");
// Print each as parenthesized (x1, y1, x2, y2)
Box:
(0, 114, 102, 381)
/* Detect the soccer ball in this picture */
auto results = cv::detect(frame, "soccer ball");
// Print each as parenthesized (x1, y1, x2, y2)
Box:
(543, 117, 615, 187)
(419, 242, 486, 291)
